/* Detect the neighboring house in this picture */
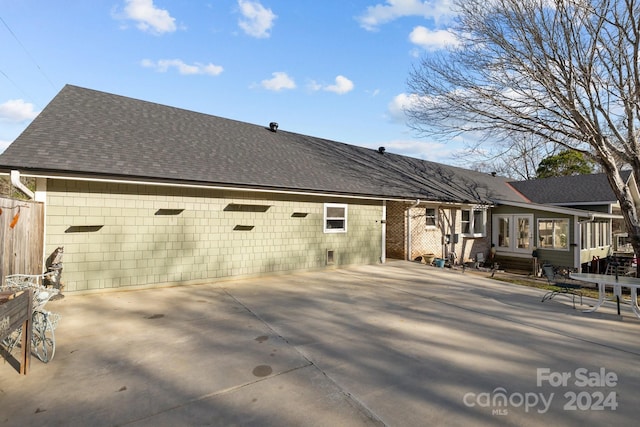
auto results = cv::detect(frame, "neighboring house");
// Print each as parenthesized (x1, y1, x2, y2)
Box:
(0, 85, 526, 293)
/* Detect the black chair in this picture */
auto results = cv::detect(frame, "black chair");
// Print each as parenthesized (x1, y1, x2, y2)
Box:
(541, 264, 583, 308)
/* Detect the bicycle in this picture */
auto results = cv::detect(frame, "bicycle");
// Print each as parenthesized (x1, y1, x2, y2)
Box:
(1, 273, 61, 363)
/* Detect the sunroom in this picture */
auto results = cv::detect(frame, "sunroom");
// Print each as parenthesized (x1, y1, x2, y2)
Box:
(490, 201, 620, 272)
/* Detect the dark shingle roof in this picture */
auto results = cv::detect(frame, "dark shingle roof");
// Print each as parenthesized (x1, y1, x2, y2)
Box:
(509, 171, 631, 204)
(0, 85, 524, 203)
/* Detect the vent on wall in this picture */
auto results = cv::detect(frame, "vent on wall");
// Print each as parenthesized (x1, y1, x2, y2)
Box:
(234, 225, 255, 231)
(224, 204, 270, 213)
(326, 250, 335, 265)
(65, 225, 104, 233)
(155, 209, 185, 216)
(291, 212, 308, 218)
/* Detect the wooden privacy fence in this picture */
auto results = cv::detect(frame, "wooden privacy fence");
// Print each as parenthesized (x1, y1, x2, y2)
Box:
(0, 197, 45, 285)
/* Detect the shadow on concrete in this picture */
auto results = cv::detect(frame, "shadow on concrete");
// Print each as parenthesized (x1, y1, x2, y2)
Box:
(2, 261, 639, 426)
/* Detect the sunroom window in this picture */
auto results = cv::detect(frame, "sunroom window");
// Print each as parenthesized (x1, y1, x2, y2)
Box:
(497, 216, 510, 248)
(538, 219, 569, 250)
(493, 214, 533, 253)
(581, 220, 610, 249)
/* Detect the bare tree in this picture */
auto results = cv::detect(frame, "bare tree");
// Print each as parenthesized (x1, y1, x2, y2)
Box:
(406, 0, 640, 257)
(455, 134, 557, 179)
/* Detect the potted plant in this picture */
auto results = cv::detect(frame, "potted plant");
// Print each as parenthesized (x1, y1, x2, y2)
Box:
(422, 253, 436, 264)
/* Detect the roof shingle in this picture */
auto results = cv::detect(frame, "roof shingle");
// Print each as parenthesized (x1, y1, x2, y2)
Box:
(0, 85, 524, 203)
(509, 172, 631, 205)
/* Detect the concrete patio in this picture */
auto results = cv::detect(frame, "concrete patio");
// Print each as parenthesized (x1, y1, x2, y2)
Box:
(1, 260, 639, 426)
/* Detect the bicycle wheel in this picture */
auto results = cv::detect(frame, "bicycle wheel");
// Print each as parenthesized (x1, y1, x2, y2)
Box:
(31, 311, 56, 363)
(1, 327, 23, 355)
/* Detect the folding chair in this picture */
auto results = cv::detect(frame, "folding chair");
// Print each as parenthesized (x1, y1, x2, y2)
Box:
(541, 264, 583, 308)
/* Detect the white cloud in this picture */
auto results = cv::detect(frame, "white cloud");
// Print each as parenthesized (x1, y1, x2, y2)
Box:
(0, 99, 39, 122)
(141, 59, 223, 76)
(237, 0, 277, 38)
(123, 0, 177, 34)
(364, 138, 461, 163)
(357, 0, 455, 31)
(308, 76, 355, 95)
(409, 25, 459, 51)
(306, 80, 322, 92)
(324, 75, 354, 95)
(387, 92, 423, 123)
(261, 72, 296, 91)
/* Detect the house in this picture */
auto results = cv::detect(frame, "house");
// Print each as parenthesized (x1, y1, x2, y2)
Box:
(0, 85, 528, 292)
(509, 172, 636, 269)
(0, 85, 626, 292)
(489, 200, 620, 272)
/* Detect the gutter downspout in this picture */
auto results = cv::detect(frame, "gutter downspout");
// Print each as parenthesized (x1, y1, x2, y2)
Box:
(10, 170, 34, 200)
(407, 199, 420, 261)
(381, 201, 386, 264)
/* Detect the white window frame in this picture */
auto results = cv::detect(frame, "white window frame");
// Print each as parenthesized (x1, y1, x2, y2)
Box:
(461, 207, 487, 237)
(581, 222, 589, 249)
(515, 215, 534, 252)
(425, 207, 438, 228)
(581, 220, 611, 250)
(492, 214, 533, 254)
(324, 203, 348, 233)
(494, 214, 511, 250)
(537, 218, 570, 251)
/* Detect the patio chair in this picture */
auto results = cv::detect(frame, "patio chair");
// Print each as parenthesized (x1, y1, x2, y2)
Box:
(604, 257, 635, 277)
(541, 264, 583, 308)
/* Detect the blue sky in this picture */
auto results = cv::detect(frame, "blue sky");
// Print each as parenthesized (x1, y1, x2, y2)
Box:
(0, 0, 465, 163)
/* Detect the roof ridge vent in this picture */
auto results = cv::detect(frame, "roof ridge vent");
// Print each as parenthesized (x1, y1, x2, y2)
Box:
(377, 146, 386, 154)
(269, 122, 278, 132)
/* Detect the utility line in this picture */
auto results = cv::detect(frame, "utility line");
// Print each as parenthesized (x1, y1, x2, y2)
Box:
(0, 68, 36, 101)
(0, 15, 56, 90)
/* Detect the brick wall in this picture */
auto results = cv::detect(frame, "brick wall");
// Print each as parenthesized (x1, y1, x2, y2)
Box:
(386, 201, 491, 264)
(385, 201, 406, 259)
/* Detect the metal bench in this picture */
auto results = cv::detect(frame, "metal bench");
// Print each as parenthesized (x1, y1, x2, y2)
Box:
(541, 264, 583, 308)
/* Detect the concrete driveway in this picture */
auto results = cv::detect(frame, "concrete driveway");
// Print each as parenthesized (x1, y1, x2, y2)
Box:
(1, 261, 639, 426)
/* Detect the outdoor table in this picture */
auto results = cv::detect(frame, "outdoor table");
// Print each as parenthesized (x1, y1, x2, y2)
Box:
(570, 272, 640, 319)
